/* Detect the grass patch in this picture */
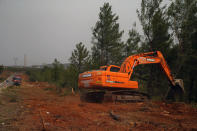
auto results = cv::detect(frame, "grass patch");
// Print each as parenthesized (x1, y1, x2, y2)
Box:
(1, 86, 19, 103)
(0, 77, 6, 82)
(43, 87, 54, 91)
(191, 103, 197, 108)
(42, 84, 73, 96)
(151, 96, 162, 101)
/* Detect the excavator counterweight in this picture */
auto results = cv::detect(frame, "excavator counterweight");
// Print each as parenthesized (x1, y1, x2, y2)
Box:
(78, 51, 184, 102)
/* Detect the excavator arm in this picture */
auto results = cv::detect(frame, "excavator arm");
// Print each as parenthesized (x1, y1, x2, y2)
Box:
(120, 51, 184, 91)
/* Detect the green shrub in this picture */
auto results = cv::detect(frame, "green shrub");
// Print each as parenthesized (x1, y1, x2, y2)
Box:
(0, 65, 3, 74)
(2, 86, 18, 103)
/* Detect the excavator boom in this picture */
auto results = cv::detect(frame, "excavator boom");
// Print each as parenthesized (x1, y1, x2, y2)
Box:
(120, 51, 176, 87)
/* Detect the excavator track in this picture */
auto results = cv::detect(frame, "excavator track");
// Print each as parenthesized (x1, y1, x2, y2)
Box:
(80, 90, 150, 103)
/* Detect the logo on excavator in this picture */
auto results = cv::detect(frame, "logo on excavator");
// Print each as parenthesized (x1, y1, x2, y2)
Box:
(82, 74, 92, 78)
(146, 58, 155, 62)
(138, 57, 146, 61)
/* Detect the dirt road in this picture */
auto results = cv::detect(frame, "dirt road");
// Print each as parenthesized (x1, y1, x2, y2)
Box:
(0, 75, 197, 131)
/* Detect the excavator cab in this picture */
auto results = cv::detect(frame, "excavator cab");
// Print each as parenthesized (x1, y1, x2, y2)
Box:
(100, 65, 120, 72)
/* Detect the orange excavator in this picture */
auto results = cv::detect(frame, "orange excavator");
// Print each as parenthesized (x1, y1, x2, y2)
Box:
(78, 51, 184, 102)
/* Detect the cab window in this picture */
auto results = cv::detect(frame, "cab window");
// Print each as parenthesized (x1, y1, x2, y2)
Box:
(110, 67, 120, 72)
(100, 67, 107, 71)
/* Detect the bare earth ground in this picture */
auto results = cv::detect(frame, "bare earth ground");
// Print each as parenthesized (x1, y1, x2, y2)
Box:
(0, 75, 197, 131)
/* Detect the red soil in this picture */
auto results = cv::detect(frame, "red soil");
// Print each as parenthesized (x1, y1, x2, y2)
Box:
(7, 75, 197, 131)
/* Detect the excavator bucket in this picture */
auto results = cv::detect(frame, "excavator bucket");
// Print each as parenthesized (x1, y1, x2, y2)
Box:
(174, 79, 185, 93)
(166, 79, 185, 101)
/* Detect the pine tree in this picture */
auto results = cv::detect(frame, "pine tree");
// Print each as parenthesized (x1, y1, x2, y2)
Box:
(70, 42, 89, 73)
(125, 23, 141, 56)
(136, 0, 172, 96)
(137, 0, 172, 56)
(92, 2, 124, 67)
(52, 58, 64, 82)
(0, 65, 3, 74)
(168, 0, 197, 102)
(69, 42, 89, 90)
(167, 0, 197, 71)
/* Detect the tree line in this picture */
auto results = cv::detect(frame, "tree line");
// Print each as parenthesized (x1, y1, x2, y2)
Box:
(27, 0, 197, 102)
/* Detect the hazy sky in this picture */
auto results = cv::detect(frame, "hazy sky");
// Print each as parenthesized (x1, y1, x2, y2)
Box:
(0, 0, 142, 66)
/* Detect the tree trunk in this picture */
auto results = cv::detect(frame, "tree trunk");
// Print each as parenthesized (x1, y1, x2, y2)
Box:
(147, 65, 154, 95)
(188, 76, 194, 103)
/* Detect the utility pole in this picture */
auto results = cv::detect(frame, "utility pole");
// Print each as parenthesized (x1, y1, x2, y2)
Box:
(24, 54, 27, 67)
(13, 57, 18, 66)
